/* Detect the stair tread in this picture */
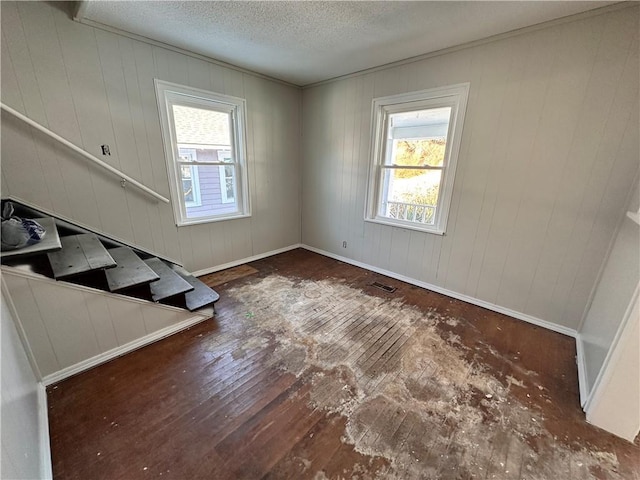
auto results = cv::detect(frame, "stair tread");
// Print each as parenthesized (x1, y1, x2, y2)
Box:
(169, 264, 220, 311)
(144, 258, 194, 302)
(47, 233, 116, 279)
(1, 217, 61, 259)
(104, 247, 159, 291)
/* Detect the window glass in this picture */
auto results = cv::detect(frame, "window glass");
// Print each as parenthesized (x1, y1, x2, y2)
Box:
(366, 84, 469, 234)
(155, 80, 250, 226)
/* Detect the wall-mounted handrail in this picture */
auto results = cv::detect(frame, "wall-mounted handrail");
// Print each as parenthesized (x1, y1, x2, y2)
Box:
(1, 103, 170, 204)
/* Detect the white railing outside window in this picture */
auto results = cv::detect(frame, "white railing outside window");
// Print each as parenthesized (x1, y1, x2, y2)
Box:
(386, 201, 436, 225)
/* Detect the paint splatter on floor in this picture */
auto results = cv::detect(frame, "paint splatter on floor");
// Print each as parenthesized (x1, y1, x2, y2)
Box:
(226, 275, 628, 479)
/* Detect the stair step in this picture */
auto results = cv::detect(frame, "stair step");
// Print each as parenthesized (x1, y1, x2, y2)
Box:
(169, 264, 220, 311)
(47, 234, 116, 279)
(104, 247, 159, 292)
(144, 258, 194, 302)
(1, 217, 61, 259)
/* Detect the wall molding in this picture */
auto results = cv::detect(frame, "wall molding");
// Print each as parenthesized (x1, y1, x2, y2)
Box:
(190, 244, 302, 277)
(37, 383, 53, 480)
(299, 244, 578, 339)
(72, 6, 297, 89)
(303, 2, 635, 89)
(42, 311, 210, 386)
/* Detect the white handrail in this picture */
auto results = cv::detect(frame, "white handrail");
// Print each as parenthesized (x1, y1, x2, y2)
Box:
(0, 103, 170, 204)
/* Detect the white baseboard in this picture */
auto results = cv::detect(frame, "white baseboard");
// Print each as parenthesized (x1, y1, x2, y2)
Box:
(37, 383, 53, 480)
(300, 244, 578, 339)
(42, 313, 209, 386)
(190, 244, 302, 277)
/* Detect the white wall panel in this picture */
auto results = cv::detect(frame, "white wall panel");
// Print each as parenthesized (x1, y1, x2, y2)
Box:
(2, 268, 207, 379)
(1, 1, 300, 271)
(1, 289, 48, 480)
(301, 6, 639, 330)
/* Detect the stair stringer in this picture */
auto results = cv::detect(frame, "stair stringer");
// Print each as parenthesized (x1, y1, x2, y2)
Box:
(1, 266, 212, 385)
(4, 195, 183, 267)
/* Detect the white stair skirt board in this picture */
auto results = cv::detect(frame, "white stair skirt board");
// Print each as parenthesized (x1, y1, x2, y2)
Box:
(299, 245, 578, 339)
(42, 312, 210, 386)
(2, 267, 210, 384)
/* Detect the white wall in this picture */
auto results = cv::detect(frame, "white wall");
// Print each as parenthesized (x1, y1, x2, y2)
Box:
(580, 208, 640, 394)
(1, 287, 50, 479)
(1, 1, 301, 272)
(301, 6, 639, 330)
(2, 267, 209, 381)
(585, 292, 639, 442)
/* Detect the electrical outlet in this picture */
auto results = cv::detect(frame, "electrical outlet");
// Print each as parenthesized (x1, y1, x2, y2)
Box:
(101, 144, 111, 156)
(342, 241, 347, 248)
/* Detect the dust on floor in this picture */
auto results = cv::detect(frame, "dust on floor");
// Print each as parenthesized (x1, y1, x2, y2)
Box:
(225, 275, 629, 480)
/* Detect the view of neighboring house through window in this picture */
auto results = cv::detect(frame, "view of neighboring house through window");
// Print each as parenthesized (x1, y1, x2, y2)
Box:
(366, 83, 469, 234)
(155, 80, 249, 226)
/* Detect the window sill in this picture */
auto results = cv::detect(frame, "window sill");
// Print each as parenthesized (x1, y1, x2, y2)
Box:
(364, 217, 445, 235)
(177, 212, 251, 227)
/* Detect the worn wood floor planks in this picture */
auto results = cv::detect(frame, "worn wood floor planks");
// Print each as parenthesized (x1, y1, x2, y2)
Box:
(47, 249, 639, 479)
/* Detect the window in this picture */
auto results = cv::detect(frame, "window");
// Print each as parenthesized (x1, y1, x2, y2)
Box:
(217, 150, 235, 204)
(366, 83, 469, 234)
(178, 149, 201, 207)
(155, 80, 250, 226)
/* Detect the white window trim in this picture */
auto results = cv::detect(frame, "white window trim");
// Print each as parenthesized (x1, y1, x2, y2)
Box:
(219, 165, 235, 204)
(154, 79, 251, 226)
(178, 148, 202, 207)
(365, 83, 470, 235)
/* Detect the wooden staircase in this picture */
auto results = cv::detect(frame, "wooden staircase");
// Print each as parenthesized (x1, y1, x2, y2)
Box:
(1, 199, 219, 313)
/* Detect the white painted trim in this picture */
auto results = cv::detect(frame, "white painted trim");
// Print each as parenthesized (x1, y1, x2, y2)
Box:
(190, 244, 302, 277)
(154, 80, 251, 227)
(583, 283, 640, 414)
(1, 266, 201, 315)
(5, 196, 183, 266)
(0, 277, 43, 380)
(299, 244, 578, 338)
(576, 335, 589, 406)
(626, 210, 640, 225)
(72, 14, 297, 88)
(42, 312, 209, 386)
(303, 2, 634, 89)
(365, 83, 470, 235)
(37, 383, 53, 480)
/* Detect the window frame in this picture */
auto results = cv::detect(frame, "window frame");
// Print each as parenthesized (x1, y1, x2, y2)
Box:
(365, 83, 470, 235)
(178, 148, 202, 207)
(154, 79, 251, 226)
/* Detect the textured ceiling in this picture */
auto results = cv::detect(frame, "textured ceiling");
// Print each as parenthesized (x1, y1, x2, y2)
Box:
(78, 1, 617, 86)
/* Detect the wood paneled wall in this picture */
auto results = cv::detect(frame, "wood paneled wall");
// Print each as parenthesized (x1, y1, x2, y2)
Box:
(2, 268, 208, 379)
(1, 2, 301, 272)
(301, 6, 639, 330)
(1, 288, 48, 479)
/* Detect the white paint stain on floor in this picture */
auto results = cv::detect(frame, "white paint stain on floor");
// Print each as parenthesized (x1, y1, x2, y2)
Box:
(226, 275, 623, 479)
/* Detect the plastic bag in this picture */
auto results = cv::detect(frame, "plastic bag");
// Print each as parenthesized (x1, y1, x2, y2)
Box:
(1, 202, 46, 251)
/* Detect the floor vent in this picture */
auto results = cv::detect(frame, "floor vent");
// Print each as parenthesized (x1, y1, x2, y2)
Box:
(371, 282, 397, 293)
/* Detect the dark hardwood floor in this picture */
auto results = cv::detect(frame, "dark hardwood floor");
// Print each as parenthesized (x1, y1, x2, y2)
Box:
(47, 249, 639, 479)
